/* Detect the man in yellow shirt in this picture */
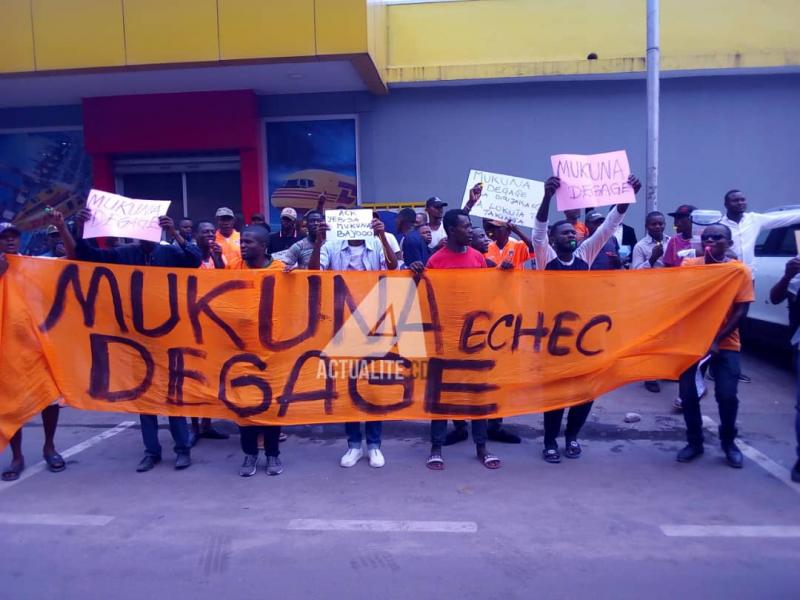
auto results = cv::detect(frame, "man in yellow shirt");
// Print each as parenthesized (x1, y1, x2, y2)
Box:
(678, 223, 754, 468)
(214, 206, 241, 264)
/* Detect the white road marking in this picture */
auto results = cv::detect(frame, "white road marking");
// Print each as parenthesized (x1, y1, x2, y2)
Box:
(1, 421, 136, 492)
(702, 416, 799, 495)
(287, 519, 478, 533)
(0, 513, 114, 526)
(661, 525, 800, 538)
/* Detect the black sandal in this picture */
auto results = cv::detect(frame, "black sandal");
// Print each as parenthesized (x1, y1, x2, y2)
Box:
(44, 453, 66, 473)
(2, 460, 25, 481)
(542, 447, 561, 463)
(565, 440, 582, 459)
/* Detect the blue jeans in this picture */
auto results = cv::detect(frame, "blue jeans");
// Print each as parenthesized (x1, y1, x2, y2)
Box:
(680, 350, 740, 447)
(140, 415, 191, 458)
(795, 348, 800, 459)
(345, 421, 382, 449)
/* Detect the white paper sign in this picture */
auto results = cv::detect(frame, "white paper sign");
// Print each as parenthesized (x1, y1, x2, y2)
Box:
(325, 209, 373, 241)
(83, 189, 171, 243)
(460, 170, 544, 228)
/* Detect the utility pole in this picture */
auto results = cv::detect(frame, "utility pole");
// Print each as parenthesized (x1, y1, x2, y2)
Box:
(646, 0, 660, 212)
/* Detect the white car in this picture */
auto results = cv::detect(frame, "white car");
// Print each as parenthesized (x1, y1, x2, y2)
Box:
(746, 206, 800, 347)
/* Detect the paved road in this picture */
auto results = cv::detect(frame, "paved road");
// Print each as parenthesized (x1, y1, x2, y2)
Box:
(1, 349, 798, 599)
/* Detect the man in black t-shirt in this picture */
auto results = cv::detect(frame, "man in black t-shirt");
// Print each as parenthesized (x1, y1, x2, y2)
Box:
(268, 207, 301, 256)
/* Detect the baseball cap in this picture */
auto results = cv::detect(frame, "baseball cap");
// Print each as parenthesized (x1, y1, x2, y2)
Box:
(280, 207, 298, 221)
(426, 197, 447, 209)
(585, 211, 605, 223)
(215, 207, 235, 218)
(0, 222, 21, 236)
(45, 224, 59, 235)
(667, 204, 697, 218)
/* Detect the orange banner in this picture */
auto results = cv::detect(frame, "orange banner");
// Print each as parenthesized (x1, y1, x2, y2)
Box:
(0, 255, 751, 446)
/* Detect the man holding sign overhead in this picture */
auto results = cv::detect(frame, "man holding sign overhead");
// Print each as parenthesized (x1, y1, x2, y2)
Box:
(533, 173, 641, 463)
(71, 205, 201, 472)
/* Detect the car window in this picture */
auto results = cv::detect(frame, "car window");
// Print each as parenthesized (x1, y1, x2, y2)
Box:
(754, 228, 771, 256)
(776, 224, 800, 257)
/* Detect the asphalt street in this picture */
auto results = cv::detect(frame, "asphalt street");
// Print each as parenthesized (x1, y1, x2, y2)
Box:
(1, 348, 798, 600)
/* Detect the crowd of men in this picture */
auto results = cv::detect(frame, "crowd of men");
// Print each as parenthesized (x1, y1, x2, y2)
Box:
(1, 183, 800, 484)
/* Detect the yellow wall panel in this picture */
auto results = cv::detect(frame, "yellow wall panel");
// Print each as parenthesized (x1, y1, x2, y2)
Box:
(0, 0, 35, 72)
(218, 0, 315, 60)
(31, 0, 125, 70)
(367, 0, 387, 74)
(386, 0, 800, 82)
(316, 0, 368, 55)
(123, 0, 219, 64)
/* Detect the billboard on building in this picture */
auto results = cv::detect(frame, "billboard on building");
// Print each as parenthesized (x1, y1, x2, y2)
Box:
(0, 129, 91, 254)
(265, 118, 358, 224)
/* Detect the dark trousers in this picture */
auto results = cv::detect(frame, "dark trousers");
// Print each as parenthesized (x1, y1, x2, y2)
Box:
(453, 418, 503, 433)
(796, 349, 800, 459)
(239, 425, 281, 457)
(680, 350, 740, 447)
(431, 419, 488, 446)
(140, 415, 190, 458)
(543, 402, 594, 447)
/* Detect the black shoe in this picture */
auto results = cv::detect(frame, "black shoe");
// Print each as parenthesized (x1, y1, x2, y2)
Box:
(644, 380, 661, 393)
(676, 444, 704, 463)
(487, 429, 521, 444)
(444, 428, 468, 446)
(199, 427, 229, 440)
(722, 442, 743, 469)
(174, 454, 191, 470)
(136, 455, 161, 472)
(792, 460, 800, 483)
(738, 373, 752, 383)
(564, 439, 582, 459)
(279, 432, 288, 442)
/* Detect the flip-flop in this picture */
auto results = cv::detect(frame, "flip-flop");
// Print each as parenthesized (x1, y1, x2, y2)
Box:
(565, 440, 582, 459)
(542, 447, 561, 464)
(480, 454, 501, 469)
(2, 461, 25, 482)
(426, 454, 444, 471)
(44, 453, 66, 473)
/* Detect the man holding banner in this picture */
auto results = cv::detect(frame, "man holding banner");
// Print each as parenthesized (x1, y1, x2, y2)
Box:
(72, 207, 201, 472)
(0, 221, 66, 481)
(234, 226, 286, 477)
(425, 208, 501, 470)
(533, 173, 641, 462)
(308, 213, 393, 468)
(677, 224, 754, 468)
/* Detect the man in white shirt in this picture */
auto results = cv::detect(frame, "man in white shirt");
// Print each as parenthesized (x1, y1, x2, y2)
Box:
(307, 217, 396, 469)
(720, 189, 800, 275)
(425, 197, 448, 250)
(632, 211, 670, 270)
(720, 189, 800, 384)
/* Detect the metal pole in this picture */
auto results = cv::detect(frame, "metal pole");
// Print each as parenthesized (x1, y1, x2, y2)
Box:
(646, 0, 660, 212)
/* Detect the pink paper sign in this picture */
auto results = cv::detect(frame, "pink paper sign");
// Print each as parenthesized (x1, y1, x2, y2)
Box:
(550, 150, 636, 211)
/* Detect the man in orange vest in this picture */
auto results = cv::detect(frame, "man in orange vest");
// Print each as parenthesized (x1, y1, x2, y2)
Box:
(214, 206, 241, 264)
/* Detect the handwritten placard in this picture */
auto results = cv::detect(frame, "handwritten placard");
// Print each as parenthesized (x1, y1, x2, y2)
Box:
(83, 190, 171, 243)
(325, 209, 373, 241)
(550, 150, 635, 211)
(460, 170, 544, 228)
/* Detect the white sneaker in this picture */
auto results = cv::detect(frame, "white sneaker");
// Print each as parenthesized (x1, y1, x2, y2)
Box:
(340, 447, 364, 468)
(368, 448, 385, 468)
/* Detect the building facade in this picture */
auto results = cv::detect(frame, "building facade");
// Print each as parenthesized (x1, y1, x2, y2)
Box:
(1, 0, 798, 235)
